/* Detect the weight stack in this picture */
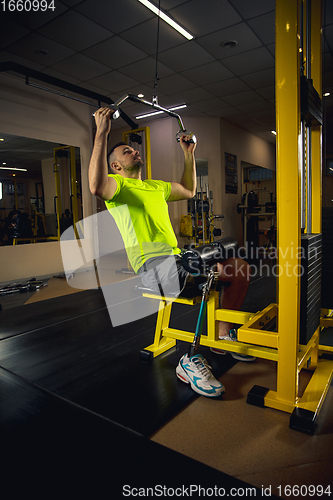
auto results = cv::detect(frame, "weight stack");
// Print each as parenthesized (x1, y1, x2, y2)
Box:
(300, 234, 322, 345)
(321, 208, 333, 309)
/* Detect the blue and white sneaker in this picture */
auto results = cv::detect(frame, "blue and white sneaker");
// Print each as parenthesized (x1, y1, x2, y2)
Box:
(230, 352, 256, 362)
(210, 329, 256, 362)
(210, 328, 237, 355)
(176, 353, 225, 397)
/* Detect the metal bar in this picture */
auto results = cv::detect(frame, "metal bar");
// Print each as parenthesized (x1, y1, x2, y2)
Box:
(310, 0, 323, 234)
(301, 120, 306, 229)
(194, 188, 198, 243)
(237, 328, 279, 349)
(200, 175, 202, 245)
(142, 292, 198, 305)
(53, 151, 62, 241)
(300, 0, 304, 73)
(0, 61, 138, 129)
(69, 146, 79, 239)
(124, 94, 185, 130)
(215, 308, 254, 324)
(319, 344, 333, 353)
(306, 0, 311, 79)
(28, 82, 102, 108)
(296, 360, 333, 413)
(306, 124, 312, 233)
(161, 329, 279, 361)
(297, 328, 320, 371)
(320, 316, 333, 328)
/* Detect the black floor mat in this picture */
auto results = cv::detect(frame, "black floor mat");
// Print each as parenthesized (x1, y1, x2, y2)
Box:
(0, 366, 278, 499)
(0, 276, 276, 437)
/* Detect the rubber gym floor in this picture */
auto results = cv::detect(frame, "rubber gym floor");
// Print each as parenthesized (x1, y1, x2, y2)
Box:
(0, 269, 332, 499)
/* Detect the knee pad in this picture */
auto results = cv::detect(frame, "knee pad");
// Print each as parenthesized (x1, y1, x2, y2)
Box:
(181, 236, 239, 276)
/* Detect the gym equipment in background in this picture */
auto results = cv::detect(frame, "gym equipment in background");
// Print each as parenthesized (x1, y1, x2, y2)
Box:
(0, 278, 47, 295)
(183, 176, 224, 245)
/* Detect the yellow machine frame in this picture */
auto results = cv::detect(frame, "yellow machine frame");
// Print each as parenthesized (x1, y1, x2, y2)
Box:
(140, 0, 333, 434)
(54, 146, 79, 240)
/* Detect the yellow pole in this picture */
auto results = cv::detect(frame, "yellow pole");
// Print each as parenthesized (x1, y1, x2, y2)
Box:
(69, 146, 79, 238)
(275, 0, 301, 404)
(54, 149, 62, 241)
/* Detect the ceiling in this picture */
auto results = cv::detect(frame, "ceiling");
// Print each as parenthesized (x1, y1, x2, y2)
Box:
(0, 0, 333, 179)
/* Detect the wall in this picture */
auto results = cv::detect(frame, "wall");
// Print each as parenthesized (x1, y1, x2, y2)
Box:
(0, 71, 276, 282)
(0, 242, 64, 282)
(219, 120, 276, 243)
(324, 154, 333, 207)
(0, 72, 93, 282)
(124, 114, 275, 247)
(171, 116, 222, 247)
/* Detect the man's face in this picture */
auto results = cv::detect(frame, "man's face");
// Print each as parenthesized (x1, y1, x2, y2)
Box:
(114, 145, 143, 173)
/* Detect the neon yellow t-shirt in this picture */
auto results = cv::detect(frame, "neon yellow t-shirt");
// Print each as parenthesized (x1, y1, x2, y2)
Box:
(105, 174, 181, 273)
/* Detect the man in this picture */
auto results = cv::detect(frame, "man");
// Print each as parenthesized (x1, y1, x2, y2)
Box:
(89, 107, 253, 399)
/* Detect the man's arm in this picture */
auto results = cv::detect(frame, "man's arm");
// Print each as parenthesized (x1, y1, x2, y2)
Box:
(89, 107, 117, 201)
(168, 135, 197, 201)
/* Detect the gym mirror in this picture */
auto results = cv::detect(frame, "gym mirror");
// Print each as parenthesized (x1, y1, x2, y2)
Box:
(0, 132, 82, 246)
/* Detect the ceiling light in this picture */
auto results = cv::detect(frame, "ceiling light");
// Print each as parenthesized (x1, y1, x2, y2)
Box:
(221, 40, 238, 49)
(136, 104, 187, 120)
(35, 49, 49, 56)
(0, 167, 27, 171)
(2, 162, 6, 165)
(138, 93, 145, 98)
(167, 105, 187, 111)
(323, 92, 331, 97)
(0, 138, 4, 141)
(136, 110, 164, 119)
(271, 130, 277, 135)
(137, 0, 194, 40)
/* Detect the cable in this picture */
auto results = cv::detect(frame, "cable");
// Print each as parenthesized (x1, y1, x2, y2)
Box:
(152, 0, 161, 105)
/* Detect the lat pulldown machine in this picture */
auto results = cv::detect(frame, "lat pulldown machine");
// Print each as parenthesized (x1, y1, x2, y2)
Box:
(139, 0, 333, 435)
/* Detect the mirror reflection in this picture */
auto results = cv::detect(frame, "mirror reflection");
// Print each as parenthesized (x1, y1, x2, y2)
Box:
(0, 133, 82, 245)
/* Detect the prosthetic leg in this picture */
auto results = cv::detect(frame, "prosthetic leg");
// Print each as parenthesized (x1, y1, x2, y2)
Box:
(176, 268, 225, 397)
(188, 269, 218, 358)
(182, 236, 239, 358)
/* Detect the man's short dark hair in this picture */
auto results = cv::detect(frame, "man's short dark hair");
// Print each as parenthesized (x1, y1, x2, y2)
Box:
(107, 141, 127, 170)
(109, 141, 127, 156)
